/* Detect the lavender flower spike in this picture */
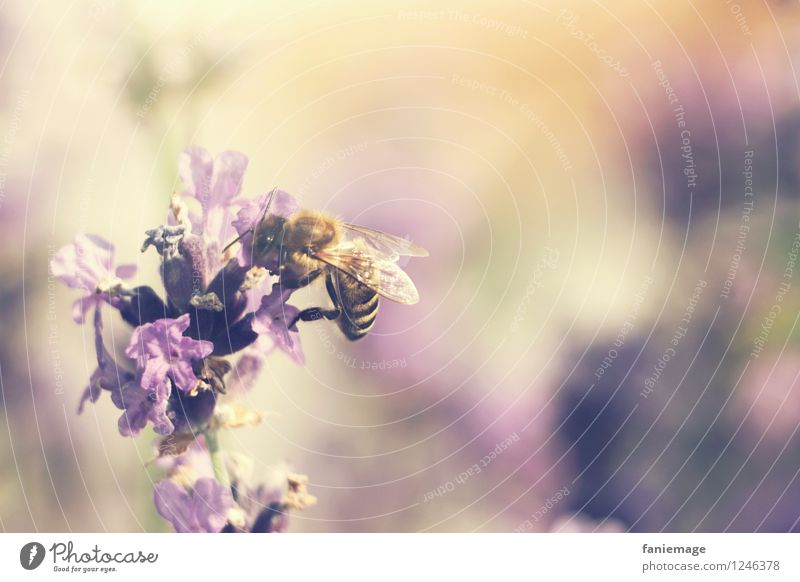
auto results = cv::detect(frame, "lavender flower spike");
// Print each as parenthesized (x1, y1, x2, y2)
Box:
(52, 144, 319, 534)
(125, 313, 214, 394)
(50, 234, 137, 323)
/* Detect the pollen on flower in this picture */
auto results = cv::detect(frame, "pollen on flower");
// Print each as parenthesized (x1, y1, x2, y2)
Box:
(170, 194, 192, 229)
(189, 291, 224, 312)
(241, 266, 269, 291)
(284, 473, 317, 511)
(210, 403, 262, 430)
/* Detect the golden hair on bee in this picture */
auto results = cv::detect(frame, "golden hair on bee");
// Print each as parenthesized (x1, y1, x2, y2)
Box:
(281, 209, 343, 275)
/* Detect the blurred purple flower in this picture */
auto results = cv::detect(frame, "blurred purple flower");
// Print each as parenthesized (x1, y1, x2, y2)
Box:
(551, 513, 626, 533)
(125, 313, 213, 393)
(234, 481, 288, 533)
(252, 286, 304, 364)
(227, 463, 315, 533)
(225, 351, 265, 397)
(50, 234, 136, 323)
(153, 477, 233, 533)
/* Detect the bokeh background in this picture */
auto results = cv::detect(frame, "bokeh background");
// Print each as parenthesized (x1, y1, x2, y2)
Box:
(2, 0, 800, 532)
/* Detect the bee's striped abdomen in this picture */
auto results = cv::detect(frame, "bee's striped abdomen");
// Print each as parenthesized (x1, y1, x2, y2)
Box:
(327, 272, 380, 341)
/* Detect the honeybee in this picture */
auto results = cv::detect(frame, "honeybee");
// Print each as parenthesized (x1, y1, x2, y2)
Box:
(231, 190, 428, 340)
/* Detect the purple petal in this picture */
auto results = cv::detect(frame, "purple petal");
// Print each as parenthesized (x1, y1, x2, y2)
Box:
(78, 382, 102, 414)
(226, 350, 265, 397)
(210, 151, 248, 204)
(79, 308, 108, 412)
(139, 359, 171, 392)
(51, 234, 113, 291)
(232, 201, 260, 237)
(169, 359, 199, 393)
(270, 189, 300, 219)
(173, 312, 192, 334)
(125, 315, 213, 399)
(153, 480, 196, 533)
(203, 206, 233, 265)
(74, 234, 115, 288)
(257, 285, 295, 313)
(51, 234, 135, 324)
(192, 478, 234, 533)
(50, 243, 81, 288)
(80, 307, 136, 412)
(178, 146, 213, 204)
(115, 264, 137, 279)
(71, 295, 100, 324)
(154, 478, 232, 533)
(233, 190, 299, 238)
(279, 333, 304, 365)
(178, 148, 247, 260)
(241, 272, 273, 314)
(113, 380, 173, 437)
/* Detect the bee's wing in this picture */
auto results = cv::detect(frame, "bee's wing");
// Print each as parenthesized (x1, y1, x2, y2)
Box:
(342, 223, 429, 257)
(315, 244, 421, 305)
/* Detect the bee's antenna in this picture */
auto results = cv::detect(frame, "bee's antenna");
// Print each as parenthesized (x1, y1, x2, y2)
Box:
(262, 186, 277, 217)
(222, 187, 277, 253)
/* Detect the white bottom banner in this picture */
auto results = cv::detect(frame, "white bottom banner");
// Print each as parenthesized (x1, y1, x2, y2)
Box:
(0, 533, 797, 581)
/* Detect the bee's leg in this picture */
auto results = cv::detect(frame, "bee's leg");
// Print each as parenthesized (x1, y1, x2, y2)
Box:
(324, 272, 341, 307)
(287, 270, 342, 328)
(290, 306, 341, 328)
(280, 269, 323, 290)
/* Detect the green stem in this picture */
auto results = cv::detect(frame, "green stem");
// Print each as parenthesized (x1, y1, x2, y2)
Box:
(204, 429, 230, 488)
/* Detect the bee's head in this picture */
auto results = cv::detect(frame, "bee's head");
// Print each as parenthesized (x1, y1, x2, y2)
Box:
(251, 214, 286, 264)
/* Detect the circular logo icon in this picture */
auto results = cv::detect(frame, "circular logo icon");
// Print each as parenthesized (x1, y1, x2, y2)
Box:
(20, 542, 45, 570)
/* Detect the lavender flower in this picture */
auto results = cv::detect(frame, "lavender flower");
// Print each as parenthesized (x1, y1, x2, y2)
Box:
(224, 351, 265, 397)
(125, 314, 213, 394)
(52, 145, 318, 534)
(154, 444, 315, 533)
(50, 234, 136, 323)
